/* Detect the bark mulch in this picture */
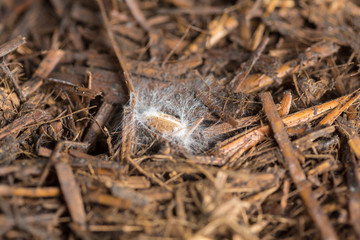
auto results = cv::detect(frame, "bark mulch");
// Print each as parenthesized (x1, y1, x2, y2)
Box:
(0, 0, 360, 239)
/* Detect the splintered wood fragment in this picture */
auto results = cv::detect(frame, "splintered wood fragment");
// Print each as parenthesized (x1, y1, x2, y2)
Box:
(293, 126, 336, 152)
(0, 60, 25, 102)
(186, 13, 238, 54)
(280, 179, 290, 213)
(88, 225, 143, 232)
(259, 92, 338, 240)
(121, 97, 136, 161)
(0, 109, 51, 140)
(0, 36, 26, 58)
(86, 192, 133, 209)
(235, 41, 339, 93)
(22, 49, 64, 97)
(52, 143, 86, 227)
(82, 102, 114, 152)
(279, 91, 292, 117)
(307, 159, 338, 177)
(216, 92, 353, 160)
(318, 92, 360, 126)
(204, 115, 260, 138)
(250, 0, 278, 50)
(0, 185, 60, 197)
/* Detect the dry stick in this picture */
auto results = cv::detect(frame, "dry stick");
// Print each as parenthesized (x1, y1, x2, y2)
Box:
(0, 36, 26, 101)
(22, 49, 64, 97)
(278, 91, 292, 117)
(318, 92, 360, 126)
(97, 0, 137, 167)
(0, 59, 25, 102)
(259, 92, 338, 240)
(0, 185, 60, 197)
(0, 36, 26, 58)
(217, 91, 355, 164)
(82, 102, 114, 152)
(96, 0, 134, 93)
(250, 0, 278, 50)
(52, 142, 87, 228)
(125, 0, 151, 32)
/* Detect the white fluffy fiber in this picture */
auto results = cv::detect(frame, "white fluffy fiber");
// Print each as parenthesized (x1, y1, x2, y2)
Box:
(125, 83, 208, 153)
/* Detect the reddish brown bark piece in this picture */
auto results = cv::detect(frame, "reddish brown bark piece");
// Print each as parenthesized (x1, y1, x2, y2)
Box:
(55, 160, 87, 228)
(82, 102, 114, 151)
(259, 91, 338, 240)
(0, 109, 51, 140)
(22, 49, 64, 97)
(52, 143, 87, 228)
(0, 36, 26, 58)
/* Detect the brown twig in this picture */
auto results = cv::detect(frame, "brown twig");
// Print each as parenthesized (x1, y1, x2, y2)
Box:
(259, 91, 338, 240)
(96, 0, 134, 94)
(125, 0, 151, 32)
(0, 58, 25, 102)
(22, 49, 64, 97)
(216, 91, 355, 162)
(52, 142, 87, 228)
(0, 185, 60, 197)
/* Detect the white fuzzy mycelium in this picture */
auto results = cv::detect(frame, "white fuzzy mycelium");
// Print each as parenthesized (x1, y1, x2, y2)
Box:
(127, 84, 208, 153)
